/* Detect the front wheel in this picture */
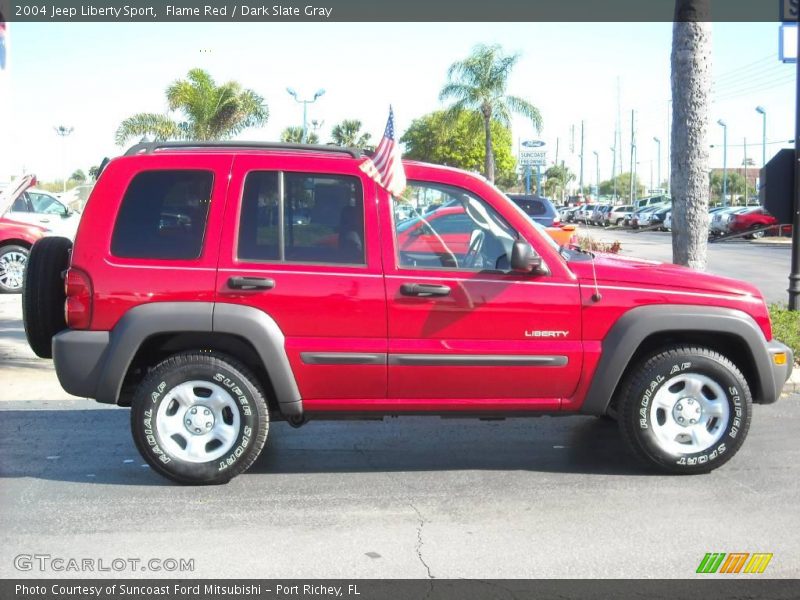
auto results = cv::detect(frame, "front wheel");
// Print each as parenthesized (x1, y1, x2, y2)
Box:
(131, 352, 269, 484)
(618, 346, 751, 474)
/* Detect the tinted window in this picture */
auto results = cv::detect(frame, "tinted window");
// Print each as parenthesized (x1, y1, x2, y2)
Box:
(238, 172, 365, 265)
(11, 195, 29, 212)
(111, 170, 213, 259)
(238, 172, 280, 261)
(517, 200, 546, 216)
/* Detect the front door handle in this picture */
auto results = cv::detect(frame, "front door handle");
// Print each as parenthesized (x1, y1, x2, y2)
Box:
(400, 283, 451, 297)
(227, 276, 275, 290)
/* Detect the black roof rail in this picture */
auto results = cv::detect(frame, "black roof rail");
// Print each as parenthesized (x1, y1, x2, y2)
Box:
(123, 141, 362, 158)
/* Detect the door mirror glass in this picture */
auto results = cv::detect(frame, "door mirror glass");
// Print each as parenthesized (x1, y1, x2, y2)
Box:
(510, 240, 547, 275)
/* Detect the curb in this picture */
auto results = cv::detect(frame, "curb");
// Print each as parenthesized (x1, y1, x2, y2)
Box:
(781, 367, 800, 395)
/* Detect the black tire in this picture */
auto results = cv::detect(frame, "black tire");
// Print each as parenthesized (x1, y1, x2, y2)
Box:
(0, 244, 30, 294)
(618, 346, 752, 474)
(22, 237, 72, 358)
(131, 352, 269, 485)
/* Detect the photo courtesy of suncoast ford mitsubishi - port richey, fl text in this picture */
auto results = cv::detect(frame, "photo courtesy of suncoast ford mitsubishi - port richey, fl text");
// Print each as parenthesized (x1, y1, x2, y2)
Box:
(0, 1, 799, 599)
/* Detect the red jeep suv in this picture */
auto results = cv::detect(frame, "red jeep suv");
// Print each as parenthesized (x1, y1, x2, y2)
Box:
(23, 142, 793, 484)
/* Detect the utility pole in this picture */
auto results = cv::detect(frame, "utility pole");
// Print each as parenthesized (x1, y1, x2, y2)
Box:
(718, 119, 728, 206)
(554, 137, 559, 167)
(629, 110, 636, 203)
(579, 120, 585, 198)
(610, 146, 617, 202)
(593, 150, 600, 201)
(756, 106, 767, 168)
(743, 137, 748, 203)
(653, 137, 661, 192)
(666, 100, 672, 195)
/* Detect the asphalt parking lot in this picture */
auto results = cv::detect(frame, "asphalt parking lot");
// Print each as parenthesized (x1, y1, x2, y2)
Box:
(1, 233, 799, 578)
(577, 225, 794, 305)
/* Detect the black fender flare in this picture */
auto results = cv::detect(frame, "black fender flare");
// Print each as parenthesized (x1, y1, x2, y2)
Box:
(580, 304, 779, 415)
(93, 302, 302, 415)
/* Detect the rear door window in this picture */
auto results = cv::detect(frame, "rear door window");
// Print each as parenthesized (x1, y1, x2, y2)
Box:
(111, 170, 213, 259)
(238, 171, 365, 265)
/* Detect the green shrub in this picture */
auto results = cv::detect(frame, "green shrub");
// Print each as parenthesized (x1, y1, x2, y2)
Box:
(769, 304, 800, 364)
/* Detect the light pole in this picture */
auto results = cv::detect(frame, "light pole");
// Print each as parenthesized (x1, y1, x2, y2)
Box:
(286, 88, 325, 143)
(54, 125, 74, 193)
(718, 119, 728, 206)
(653, 136, 661, 192)
(579, 121, 585, 198)
(593, 150, 599, 201)
(755, 106, 766, 168)
(610, 146, 617, 201)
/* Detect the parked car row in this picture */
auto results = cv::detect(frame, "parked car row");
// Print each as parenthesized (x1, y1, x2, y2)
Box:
(559, 199, 784, 240)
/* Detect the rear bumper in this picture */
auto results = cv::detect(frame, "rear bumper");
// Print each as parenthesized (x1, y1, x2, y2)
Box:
(52, 330, 110, 400)
(765, 340, 794, 403)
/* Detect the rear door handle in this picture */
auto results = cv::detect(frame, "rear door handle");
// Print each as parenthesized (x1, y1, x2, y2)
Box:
(400, 283, 451, 297)
(227, 276, 275, 290)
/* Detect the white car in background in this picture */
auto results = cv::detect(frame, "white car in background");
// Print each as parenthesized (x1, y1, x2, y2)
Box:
(710, 206, 749, 235)
(3, 178, 81, 240)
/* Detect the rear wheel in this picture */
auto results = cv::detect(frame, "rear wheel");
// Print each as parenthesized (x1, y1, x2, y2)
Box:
(131, 352, 269, 485)
(0, 245, 29, 293)
(618, 346, 751, 474)
(22, 237, 72, 358)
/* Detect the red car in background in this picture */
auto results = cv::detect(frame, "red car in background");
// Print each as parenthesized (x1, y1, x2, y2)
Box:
(728, 207, 781, 239)
(397, 205, 577, 262)
(0, 176, 49, 293)
(0, 217, 48, 293)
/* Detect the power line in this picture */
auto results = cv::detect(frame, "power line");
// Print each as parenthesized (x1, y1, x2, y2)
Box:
(710, 138, 793, 148)
(712, 65, 793, 93)
(713, 74, 795, 102)
(712, 53, 778, 83)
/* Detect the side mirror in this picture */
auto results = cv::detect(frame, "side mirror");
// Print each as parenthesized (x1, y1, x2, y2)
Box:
(510, 240, 548, 275)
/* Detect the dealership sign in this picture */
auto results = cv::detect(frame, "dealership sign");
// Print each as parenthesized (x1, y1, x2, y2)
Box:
(520, 140, 547, 166)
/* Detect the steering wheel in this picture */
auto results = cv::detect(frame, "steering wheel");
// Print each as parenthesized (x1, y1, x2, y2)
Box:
(463, 229, 486, 269)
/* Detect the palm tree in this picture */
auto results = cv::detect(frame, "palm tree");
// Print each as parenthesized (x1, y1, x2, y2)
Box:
(543, 163, 575, 203)
(671, 0, 712, 270)
(330, 119, 372, 148)
(115, 68, 268, 146)
(439, 44, 542, 183)
(280, 126, 319, 144)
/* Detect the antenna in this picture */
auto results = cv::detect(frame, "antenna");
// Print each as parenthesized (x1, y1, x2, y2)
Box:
(590, 251, 603, 302)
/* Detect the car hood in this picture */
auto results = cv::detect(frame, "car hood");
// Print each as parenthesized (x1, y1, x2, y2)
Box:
(569, 252, 763, 298)
(0, 174, 36, 217)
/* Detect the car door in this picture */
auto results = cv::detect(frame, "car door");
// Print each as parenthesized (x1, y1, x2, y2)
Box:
(216, 154, 387, 404)
(381, 171, 583, 410)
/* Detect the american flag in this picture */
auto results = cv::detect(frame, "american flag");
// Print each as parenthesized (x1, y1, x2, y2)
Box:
(0, 19, 6, 71)
(360, 106, 406, 196)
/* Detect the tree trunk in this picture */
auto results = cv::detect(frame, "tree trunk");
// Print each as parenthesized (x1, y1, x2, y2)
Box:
(671, 1, 712, 270)
(483, 109, 495, 182)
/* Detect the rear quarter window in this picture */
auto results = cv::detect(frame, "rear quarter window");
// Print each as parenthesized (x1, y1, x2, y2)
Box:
(111, 170, 213, 259)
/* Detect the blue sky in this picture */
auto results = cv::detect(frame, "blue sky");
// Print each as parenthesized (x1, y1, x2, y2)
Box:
(0, 21, 794, 186)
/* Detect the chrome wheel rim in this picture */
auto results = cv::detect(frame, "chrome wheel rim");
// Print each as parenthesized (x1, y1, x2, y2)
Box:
(0, 250, 27, 291)
(649, 373, 730, 455)
(155, 380, 241, 463)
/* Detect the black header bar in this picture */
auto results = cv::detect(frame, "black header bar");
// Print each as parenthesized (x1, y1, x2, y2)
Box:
(0, 0, 786, 23)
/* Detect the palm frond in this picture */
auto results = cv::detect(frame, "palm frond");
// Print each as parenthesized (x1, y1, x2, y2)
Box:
(114, 113, 180, 146)
(504, 95, 543, 132)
